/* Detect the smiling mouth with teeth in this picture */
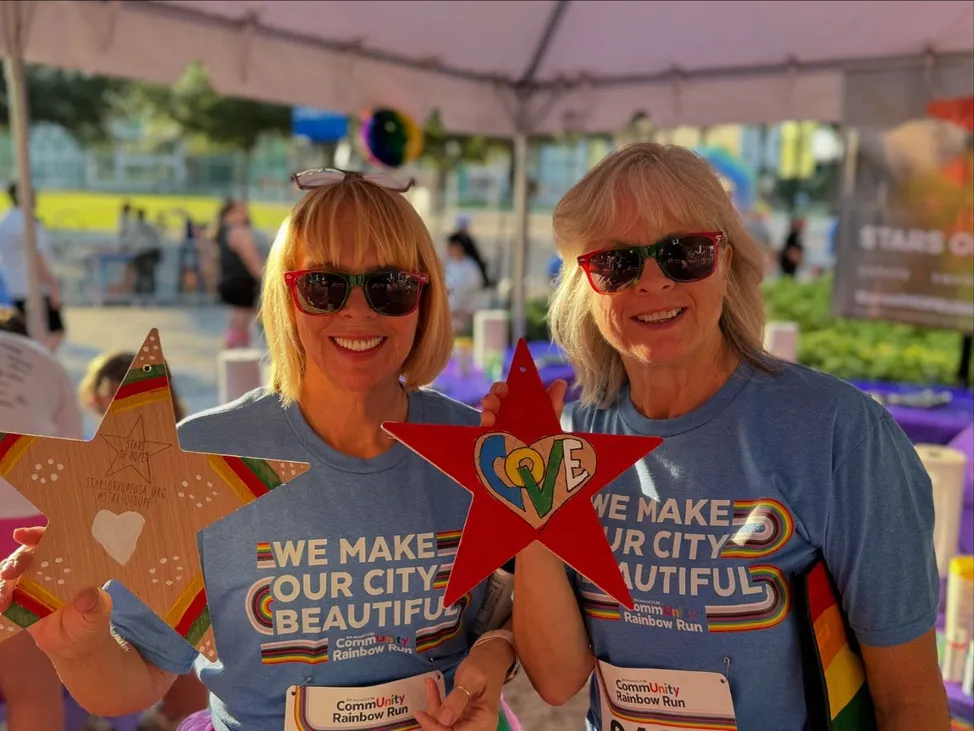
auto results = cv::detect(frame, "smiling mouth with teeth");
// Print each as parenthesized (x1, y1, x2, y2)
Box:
(332, 336, 386, 352)
(635, 308, 684, 323)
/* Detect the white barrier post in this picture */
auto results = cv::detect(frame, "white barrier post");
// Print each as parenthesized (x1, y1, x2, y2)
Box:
(218, 349, 265, 405)
(764, 321, 800, 362)
(473, 309, 510, 372)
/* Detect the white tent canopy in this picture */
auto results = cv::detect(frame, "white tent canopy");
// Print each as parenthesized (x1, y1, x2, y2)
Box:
(6, 0, 974, 135)
(2, 0, 974, 338)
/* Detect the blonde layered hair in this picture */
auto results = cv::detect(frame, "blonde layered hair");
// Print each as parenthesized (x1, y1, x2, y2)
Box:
(549, 142, 771, 408)
(262, 179, 453, 405)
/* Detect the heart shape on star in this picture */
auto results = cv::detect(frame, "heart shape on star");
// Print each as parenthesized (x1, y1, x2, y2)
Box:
(475, 432, 597, 529)
(91, 509, 146, 565)
(383, 338, 664, 609)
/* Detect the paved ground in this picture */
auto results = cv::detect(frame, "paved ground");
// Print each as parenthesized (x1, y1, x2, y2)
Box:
(58, 306, 232, 436)
(48, 305, 589, 730)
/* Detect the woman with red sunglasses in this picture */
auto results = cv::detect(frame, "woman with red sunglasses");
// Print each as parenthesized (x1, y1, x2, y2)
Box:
(0, 171, 518, 731)
(482, 144, 948, 731)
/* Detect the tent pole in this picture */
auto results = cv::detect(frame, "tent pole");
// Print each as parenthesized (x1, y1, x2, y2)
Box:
(2, 1, 46, 342)
(510, 121, 529, 344)
(508, 0, 567, 345)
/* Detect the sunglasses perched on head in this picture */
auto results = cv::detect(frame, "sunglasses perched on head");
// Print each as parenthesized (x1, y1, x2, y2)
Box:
(577, 232, 723, 294)
(284, 269, 429, 317)
(291, 168, 415, 193)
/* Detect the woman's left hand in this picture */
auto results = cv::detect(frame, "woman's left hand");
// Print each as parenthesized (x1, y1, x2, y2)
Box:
(415, 644, 509, 731)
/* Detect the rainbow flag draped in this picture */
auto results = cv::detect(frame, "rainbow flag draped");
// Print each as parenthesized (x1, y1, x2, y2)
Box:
(794, 559, 876, 731)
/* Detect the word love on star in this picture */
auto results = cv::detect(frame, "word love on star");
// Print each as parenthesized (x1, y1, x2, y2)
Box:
(383, 339, 662, 609)
(0, 329, 310, 660)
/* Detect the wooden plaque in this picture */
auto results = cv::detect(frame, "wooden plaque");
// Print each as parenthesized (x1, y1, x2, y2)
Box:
(0, 329, 310, 660)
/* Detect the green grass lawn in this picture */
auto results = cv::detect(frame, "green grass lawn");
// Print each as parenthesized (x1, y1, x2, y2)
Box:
(0, 190, 294, 233)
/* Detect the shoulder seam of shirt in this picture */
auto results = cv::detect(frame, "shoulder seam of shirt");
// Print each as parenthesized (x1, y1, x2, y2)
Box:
(825, 410, 893, 544)
(829, 409, 894, 479)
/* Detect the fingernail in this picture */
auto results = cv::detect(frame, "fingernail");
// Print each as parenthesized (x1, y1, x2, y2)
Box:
(437, 709, 456, 725)
(73, 589, 98, 613)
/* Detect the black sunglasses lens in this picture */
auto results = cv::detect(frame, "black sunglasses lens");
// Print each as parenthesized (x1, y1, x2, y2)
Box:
(365, 271, 422, 315)
(656, 236, 717, 282)
(296, 272, 348, 313)
(588, 249, 643, 293)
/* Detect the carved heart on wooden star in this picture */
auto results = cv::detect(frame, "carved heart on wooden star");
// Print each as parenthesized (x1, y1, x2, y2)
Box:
(474, 432, 597, 530)
(91, 510, 147, 565)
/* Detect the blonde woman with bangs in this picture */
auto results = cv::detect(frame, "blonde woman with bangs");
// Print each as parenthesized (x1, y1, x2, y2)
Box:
(1, 171, 518, 731)
(482, 144, 947, 730)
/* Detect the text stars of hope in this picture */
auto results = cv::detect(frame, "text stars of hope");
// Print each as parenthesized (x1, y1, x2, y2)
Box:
(263, 533, 460, 639)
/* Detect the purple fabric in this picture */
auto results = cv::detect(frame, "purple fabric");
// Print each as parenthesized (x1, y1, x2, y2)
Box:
(432, 359, 494, 406)
(851, 380, 974, 446)
(947, 680, 974, 724)
(177, 710, 213, 731)
(948, 423, 974, 556)
(438, 347, 974, 446)
(433, 341, 577, 407)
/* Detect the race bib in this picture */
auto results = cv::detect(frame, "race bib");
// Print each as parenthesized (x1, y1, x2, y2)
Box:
(284, 670, 445, 731)
(597, 660, 737, 731)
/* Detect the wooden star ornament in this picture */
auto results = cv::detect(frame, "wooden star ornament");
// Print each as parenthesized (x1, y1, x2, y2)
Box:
(0, 330, 310, 660)
(383, 339, 663, 609)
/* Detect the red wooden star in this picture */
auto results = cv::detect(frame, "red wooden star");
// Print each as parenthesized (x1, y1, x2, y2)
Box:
(383, 339, 662, 609)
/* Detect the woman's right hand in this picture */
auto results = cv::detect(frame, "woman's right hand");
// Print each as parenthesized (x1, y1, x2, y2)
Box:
(479, 379, 568, 427)
(0, 526, 114, 661)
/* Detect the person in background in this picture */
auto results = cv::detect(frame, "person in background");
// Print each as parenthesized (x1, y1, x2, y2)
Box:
(779, 216, 805, 277)
(118, 201, 135, 249)
(0, 183, 66, 351)
(448, 215, 491, 289)
(77, 351, 207, 731)
(177, 214, 207, 296)
(134, 208, 161, 248)
(743, 207, 773, 276)
(0, 307, 83, 731)
(443, 235, 484, 335)
(216, 198, 264, 348)
(78, 350, 189, 430)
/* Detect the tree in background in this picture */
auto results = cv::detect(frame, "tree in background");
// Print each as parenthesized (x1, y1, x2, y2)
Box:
(422, 110, 508, 211)
(0, 64, 128, 144)
(133, 62, 291, 196)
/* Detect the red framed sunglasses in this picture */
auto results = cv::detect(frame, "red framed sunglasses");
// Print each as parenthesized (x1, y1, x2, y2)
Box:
(577, 232, 723, 294)
(284, 269, 429, 316)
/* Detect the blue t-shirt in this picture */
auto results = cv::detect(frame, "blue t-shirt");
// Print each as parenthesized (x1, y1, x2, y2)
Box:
(562, 362, 938, 731)
(106, 388, 487, 731)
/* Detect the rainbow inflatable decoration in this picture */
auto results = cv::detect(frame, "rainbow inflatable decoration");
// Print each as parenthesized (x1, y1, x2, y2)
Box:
(359, 108, 424, 168)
